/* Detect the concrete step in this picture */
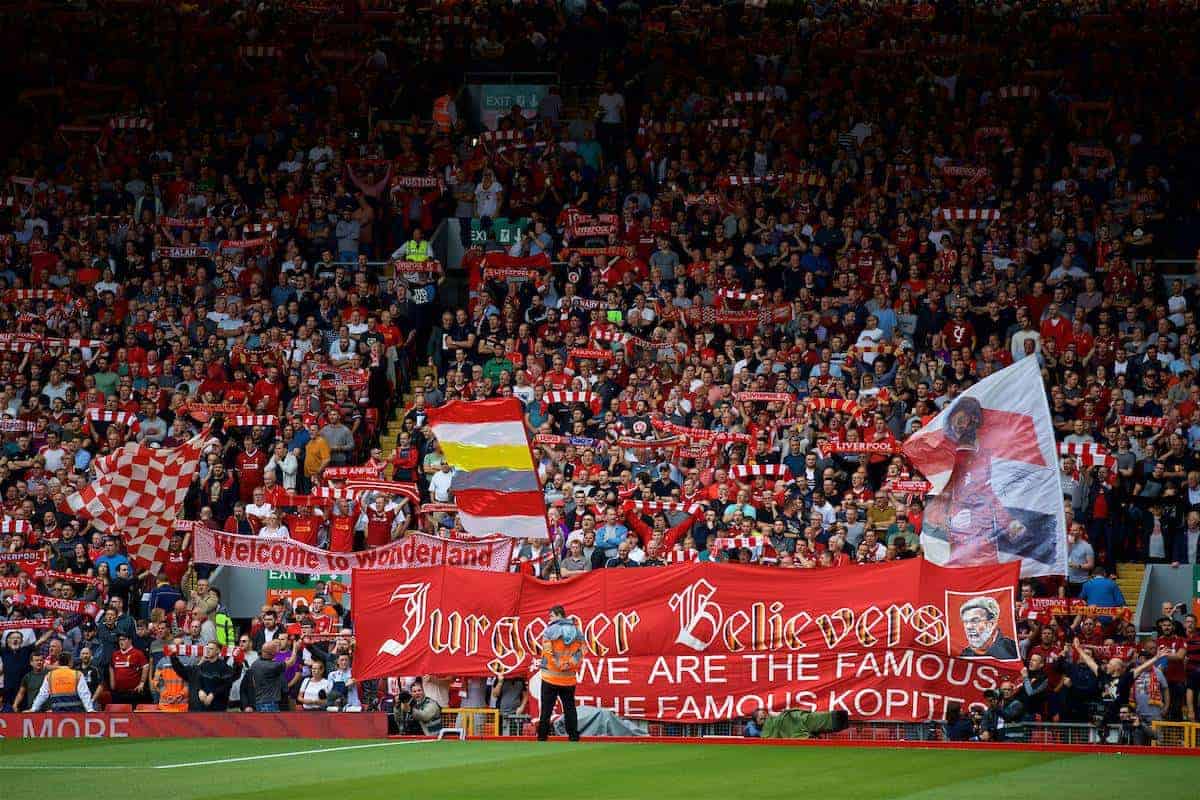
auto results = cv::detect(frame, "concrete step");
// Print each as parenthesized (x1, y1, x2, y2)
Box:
(1115, 562, 1146, 612)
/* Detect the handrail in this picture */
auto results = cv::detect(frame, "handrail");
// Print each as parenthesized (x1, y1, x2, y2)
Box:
(1134, 563, 1153, 634)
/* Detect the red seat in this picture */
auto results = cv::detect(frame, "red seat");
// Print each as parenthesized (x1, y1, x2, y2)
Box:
(104, 703, 133, 712)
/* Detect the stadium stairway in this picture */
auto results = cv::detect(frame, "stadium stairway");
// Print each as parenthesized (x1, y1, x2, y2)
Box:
(378, 364, 432, 459)
(1115, 562, 1145, 617)
(377, 257, 425, 461)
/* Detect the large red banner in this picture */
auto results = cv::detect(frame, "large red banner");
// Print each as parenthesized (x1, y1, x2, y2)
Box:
(352, 559, 1021, 722)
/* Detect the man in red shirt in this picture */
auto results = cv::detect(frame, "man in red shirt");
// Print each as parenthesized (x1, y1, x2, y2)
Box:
(223, 367, 253, 406)
(941, 305, 976, 351)
(1184, 613, 1200, 721)
(308, 595, 338, 634)
(364, 495, 398, 548)
(374, 310, 405, 350)
(390, 432, 420, 482)
(261, 471, 289, 509)
(109, 632, 149, 707)
(236, 435, 267, 503)
(1039, 301, 1072, 353)
(542, 355, 572, 390)
(252, 366, 284, 415)
(327, 500, 357, 552)
(160, 532, 190, 588)
(286, 512, 320, 547)
(1155, 615, 1189, 720)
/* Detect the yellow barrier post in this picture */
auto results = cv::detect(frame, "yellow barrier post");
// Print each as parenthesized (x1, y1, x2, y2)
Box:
(439, 707, 501, 738)
(1150, 721, 1198, 747)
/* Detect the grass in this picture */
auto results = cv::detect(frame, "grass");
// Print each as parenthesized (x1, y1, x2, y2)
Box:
(0, 738, 1196, 800)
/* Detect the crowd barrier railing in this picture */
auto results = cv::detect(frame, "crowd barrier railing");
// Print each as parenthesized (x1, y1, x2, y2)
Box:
(1151, 721, 1199, 748)
(439, 707, 502, 737)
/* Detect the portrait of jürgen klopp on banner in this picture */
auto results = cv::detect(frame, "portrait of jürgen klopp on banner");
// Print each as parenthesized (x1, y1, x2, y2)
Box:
(957, 596, 1018, 660)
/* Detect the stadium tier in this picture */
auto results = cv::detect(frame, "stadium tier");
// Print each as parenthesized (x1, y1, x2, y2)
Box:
(1, 0, 1200, 763)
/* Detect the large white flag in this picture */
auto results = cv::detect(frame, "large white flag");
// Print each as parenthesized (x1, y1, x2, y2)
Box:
(902, 357, 1067, 578)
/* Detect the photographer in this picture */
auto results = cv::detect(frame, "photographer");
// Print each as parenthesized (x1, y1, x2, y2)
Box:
(297, 659, 332, 711)
(978, 682, 1026, 742)
(940, 702, 976, 741)
(1114, 703, 1158, 746)
(392, 678, 443, 736)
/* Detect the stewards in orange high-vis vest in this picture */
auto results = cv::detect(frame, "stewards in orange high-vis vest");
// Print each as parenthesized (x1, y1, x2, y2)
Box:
(537, 605, 584, 741)
(30, 652, 95, 712)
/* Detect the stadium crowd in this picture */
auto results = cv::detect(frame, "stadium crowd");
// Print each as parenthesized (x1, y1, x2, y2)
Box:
(1, 0, 1200, 735)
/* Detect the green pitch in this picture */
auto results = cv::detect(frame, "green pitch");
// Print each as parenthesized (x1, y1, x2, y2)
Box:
(1, 738, 1196, 800)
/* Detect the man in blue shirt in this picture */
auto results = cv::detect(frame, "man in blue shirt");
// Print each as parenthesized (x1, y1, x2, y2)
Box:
(1078, 565, 1127, 624)
(594, 508, 628, 559)
(94, 537, 133, 576)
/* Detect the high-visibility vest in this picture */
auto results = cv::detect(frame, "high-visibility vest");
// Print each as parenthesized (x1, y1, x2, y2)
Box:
(403, 239, 430, 262)
(47, 667, 84, 712)
(539, 635, 584, 687)
(214, 611, 237, 647)
(433, 95, 453, 132)
(156, 664, 189, 712)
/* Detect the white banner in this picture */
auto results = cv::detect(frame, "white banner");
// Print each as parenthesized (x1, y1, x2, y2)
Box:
(902, 357, 1067, 578)
(192, 527, 514, 575)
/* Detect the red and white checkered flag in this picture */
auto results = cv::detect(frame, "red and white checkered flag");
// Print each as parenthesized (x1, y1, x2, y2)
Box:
(66, 430, 207, 573)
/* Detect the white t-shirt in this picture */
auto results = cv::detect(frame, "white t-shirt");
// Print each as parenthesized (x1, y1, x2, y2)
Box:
(39, 445, 67, 471)
(299, 676, 332, 708)
(598, 92, 624, 124)
(429, 469, 454, 502)
(246, 502, 273, 520)
(474, 181, 503, 219)
(329, 339, 358, 362)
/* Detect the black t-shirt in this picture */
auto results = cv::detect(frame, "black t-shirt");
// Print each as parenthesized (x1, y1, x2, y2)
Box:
(651, 478, 678, 498)
(448, 322, 474, 359)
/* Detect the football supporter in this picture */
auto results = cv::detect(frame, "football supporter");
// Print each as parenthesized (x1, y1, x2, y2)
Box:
(108, 632, 150, 708)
